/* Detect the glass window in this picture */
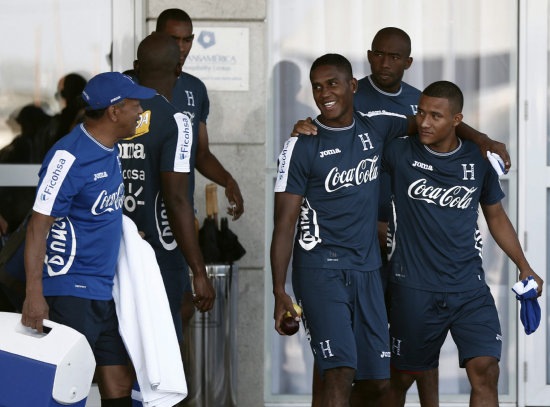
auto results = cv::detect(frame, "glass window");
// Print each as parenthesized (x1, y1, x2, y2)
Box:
(0, 0, 112, 152)
(267, 0, 518, 402)
(0, 0, 112, 244)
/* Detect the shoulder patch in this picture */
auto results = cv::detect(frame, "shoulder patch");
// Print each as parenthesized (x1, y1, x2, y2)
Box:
(34, 150, 76, 215)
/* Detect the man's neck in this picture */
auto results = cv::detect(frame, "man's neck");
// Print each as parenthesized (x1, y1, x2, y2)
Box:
(83, 121, 116, 148)
(317, 114, 354, 128)
(139, 77, 173, 101)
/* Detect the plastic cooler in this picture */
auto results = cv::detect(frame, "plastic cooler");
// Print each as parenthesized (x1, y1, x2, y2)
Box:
(0, 311, 96, 407)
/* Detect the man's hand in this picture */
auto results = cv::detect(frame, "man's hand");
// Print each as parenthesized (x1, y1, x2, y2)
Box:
(291, 117, 317, 137)
(0, 213, 8, 235)
(192, 272, 216, 312)
(519, 268, 544, 297)
(225, 177, 244, 221)
(478, 137, 511, 173)
(273, 292, 299, 335)
(21, 292, 49, 333)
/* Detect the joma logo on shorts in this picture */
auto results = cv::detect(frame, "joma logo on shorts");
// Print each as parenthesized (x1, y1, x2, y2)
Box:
(320, 148, 341, 158)
(380, 351, 391, 358)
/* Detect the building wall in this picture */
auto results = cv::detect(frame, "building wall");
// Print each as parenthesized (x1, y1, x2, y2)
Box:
(147, 1, 267, 406)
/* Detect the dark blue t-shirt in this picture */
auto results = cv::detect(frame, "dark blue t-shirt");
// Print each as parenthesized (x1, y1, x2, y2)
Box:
(119, 94, 192, 272)
(33, 124, 124, 300)
(171, 72, 210, 203)
(383, 135, 505, 291)
(356, 75, 421, 222)
(275, 112, 408, 271)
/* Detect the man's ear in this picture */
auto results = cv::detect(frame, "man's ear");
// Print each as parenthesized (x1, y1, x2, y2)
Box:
(350, 77, 358, 94)
(133, 59, 139, 74)
(404, 56, 413, 70)
(106, 105, 118, 122)
(453, 112, 463, 127)
(175, 61, 183, 77)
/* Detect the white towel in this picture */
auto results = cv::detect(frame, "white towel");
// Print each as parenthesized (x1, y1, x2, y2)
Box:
(113, 215, 187, 407)
(487, 151, 507, 176)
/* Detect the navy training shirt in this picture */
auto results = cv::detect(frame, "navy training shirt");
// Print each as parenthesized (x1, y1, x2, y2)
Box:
(275, 112, 408, 272)
(356, 75, 421, 223)
(383, 135, 505, 291)
(119, 94, 192, 272)
(171, 72, 210, 204)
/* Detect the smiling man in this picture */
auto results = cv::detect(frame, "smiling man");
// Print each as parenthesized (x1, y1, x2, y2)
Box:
(21, 72, 155, 407)
(270, 54, 419, 407)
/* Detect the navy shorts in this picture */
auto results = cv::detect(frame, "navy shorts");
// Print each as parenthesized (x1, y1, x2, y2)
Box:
(292, 267, 390, 380)
(388, 283, 502, 371)
(46, 296, 129, 366)
(159, 265, 192, 342)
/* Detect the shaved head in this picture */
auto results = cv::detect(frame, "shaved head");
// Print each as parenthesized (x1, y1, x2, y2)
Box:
(372, 27, 412, 57)
(136, 32, 180, 77)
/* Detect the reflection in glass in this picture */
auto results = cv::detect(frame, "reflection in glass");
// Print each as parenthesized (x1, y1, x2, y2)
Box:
(0, 0, 112, 150)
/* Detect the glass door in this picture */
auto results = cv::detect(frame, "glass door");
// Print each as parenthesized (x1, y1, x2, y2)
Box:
(520, 1, 550, 405)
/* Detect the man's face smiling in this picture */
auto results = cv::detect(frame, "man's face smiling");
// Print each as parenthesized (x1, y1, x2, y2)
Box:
(310, 64, 357, 128)
(160, 19, 194, 66)
(115, 98, 144, 139)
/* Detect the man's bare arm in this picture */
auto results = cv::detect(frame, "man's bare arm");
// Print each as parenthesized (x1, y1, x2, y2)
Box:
(482, 201, 543, 296)
(21, 212, 55, 332)
(161, 171, 216, 312)
(270, 192, 303, 334)
(194, 122, 244, 220)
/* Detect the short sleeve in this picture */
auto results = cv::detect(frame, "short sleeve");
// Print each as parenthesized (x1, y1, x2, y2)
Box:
(480, 163, 505, 206)
(200, 82, 210, 124)
(274, 136, 313, 196)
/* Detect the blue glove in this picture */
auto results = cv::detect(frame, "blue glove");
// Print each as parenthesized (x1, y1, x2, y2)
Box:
(512, 276, 541, 335)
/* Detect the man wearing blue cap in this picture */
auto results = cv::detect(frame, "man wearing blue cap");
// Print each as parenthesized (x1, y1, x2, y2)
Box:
(21, 72, 155, 407)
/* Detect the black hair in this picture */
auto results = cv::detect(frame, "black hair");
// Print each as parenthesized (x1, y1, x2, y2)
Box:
(372, 27, 412, 57)
(156, 8, 192, 32)
(84, 107, 107, 120)
(61, 73, 86, 103)
(310, 53, 353, 80)
(422, 81, 464, 113)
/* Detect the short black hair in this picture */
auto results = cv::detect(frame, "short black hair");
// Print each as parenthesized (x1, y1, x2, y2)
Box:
(310, 53, 353, 80)
(422, 81, 464, 113)
(84, 107, 107, 120)
(156, 8, 192, 32)
(372, 27, 412, 57)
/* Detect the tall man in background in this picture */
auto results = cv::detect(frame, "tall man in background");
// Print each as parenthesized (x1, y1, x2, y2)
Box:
(155, 7, 244, 325)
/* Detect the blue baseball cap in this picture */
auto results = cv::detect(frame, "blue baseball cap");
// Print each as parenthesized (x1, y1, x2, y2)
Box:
(82, 72, 156, 110)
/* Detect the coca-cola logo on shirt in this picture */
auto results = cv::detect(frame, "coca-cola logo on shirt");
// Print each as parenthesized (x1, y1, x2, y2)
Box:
(407, 178, 476, 209)
(324, 156, 379, 193)
(91, 183, 125, 215)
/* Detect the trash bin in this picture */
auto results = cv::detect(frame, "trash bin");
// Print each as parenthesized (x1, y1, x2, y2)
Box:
(182, 264, 238, 407)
